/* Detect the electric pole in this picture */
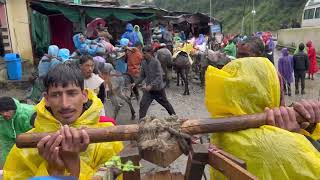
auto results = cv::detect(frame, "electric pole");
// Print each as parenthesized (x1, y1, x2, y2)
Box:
(252, 0, 256, 34)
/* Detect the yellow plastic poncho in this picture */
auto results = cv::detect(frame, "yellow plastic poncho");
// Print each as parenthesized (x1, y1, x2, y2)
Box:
(3, 90, 123, 179)
(205, 57, 320, 180)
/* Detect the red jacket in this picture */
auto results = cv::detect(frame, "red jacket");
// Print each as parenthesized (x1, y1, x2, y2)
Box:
(127, 47, 143, 78)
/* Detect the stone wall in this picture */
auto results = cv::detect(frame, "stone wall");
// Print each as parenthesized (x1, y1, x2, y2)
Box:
(277, 27, 320, 54)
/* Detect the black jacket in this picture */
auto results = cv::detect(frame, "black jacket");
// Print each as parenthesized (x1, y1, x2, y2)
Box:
(293, 51, 309, 71)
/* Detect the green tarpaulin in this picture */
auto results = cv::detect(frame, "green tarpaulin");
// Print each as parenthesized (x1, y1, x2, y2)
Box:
(38, 2, 155, 22)
(31, 11, 50, 57)
(40, 3, 80, 23)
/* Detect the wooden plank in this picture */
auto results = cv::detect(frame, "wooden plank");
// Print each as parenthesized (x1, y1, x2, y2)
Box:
(142, 143, 182, 168)
(142, 170, 184, 180)
(208, 150, 257, 180)
(120, 146, 141, 180)
(218, 150, 247, 169)
(184, 144, 208, 180)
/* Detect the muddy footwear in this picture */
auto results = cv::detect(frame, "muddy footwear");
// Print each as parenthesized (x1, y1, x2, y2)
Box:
(295, 90, 299, 95)
(301, 90, 306, 95)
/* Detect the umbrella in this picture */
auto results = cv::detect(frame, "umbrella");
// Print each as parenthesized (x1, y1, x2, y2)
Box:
(86, 18, 106, 38)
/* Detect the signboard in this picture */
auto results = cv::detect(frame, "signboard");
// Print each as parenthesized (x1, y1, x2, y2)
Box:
(210, 24, 221, 33)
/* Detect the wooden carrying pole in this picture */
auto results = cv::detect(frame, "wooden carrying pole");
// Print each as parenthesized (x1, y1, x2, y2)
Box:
(16, 112, 304, 148)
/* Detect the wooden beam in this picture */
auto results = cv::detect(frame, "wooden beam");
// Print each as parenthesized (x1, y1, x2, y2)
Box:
(184, 144, 208, 180)
(208, 149, 257, 180)
(120, 146, 141, 180)
(218, 150, 247, 169)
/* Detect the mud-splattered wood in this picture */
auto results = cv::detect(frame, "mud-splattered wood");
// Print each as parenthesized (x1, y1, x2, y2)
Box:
(184, 144, 208, 180)
(142, 143, 182, 168)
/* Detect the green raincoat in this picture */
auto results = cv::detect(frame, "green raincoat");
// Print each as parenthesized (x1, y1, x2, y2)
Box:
(223, 42, 237, 58)
(0, 99, 35, 166)
(134, 25, 144, 46)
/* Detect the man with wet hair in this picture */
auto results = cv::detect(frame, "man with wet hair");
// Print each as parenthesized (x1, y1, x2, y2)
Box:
(3, 63, 123, 179)
(236, 36, 265, 58)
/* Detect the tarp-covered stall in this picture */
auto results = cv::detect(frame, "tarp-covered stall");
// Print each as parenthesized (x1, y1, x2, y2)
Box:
(29, 0, 167, 58)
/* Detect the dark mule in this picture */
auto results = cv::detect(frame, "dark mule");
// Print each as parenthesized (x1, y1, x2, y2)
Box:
(173, 51, 191, 95)
(156, 47, 173, 88)
(196, 50, 231, 86)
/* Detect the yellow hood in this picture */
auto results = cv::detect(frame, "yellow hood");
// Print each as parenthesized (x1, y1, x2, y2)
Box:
(4, 90, 123, 179)
(206, 57, 280, 117)
(206, 57, 320, 180)
(34, 89, 103, 132)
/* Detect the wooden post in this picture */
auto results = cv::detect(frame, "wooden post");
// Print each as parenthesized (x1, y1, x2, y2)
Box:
(120, 145, 141, 180)
(184, 144, 208, 180)
(208, 149, 257, 180)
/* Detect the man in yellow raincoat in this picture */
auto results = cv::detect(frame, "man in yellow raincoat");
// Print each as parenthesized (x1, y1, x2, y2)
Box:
(3, 63, 123, 179)
(206, 57, 320, 179)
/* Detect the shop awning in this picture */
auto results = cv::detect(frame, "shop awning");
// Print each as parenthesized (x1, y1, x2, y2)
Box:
(31, 1, 164, 23)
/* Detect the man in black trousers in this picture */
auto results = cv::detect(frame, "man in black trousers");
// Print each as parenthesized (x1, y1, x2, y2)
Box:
(133, 45, 176, 119)
(293, 43, 309, 95)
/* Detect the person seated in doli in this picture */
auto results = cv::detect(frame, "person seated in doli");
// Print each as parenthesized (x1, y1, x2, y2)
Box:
(3, 63, 123, 179)
(0, 97, 35, 168)
(73, 33, 105, 57)
(206, 57, 320, 179)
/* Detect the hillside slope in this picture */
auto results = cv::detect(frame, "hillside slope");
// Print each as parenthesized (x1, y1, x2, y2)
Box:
(152, 0, 308, 33)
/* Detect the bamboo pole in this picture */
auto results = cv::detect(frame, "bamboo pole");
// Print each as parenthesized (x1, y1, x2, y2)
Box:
(16, 112, 305, 148)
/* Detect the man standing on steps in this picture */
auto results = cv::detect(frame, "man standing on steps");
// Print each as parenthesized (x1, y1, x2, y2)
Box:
(293, 43, 309, 95)
(133, 45, 176, 119)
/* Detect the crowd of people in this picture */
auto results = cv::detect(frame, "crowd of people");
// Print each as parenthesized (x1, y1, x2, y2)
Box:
(278, 40, 318, 96)
(0, 18, 320, 179)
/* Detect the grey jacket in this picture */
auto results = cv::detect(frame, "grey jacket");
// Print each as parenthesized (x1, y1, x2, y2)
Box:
(136, 57, 165, 91)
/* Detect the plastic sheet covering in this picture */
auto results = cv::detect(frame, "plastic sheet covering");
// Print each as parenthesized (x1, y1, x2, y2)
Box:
(3, 90, 123, 180)
(31, 11, 50, 57)
(205, 57, 320, 179)
(40, 3, 80, 23)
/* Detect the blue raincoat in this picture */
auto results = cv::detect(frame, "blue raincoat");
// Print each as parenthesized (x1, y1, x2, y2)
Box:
(58, 48, 70, 62)
(121, 24, 139, 46)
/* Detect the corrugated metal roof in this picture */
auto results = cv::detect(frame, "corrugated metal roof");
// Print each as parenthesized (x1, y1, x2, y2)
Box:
(63, 0, 119, 6)
(34, 0, 167, 14)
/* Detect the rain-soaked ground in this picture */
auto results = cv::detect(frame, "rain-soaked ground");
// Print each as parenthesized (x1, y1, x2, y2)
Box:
(1, 49, 319, 178)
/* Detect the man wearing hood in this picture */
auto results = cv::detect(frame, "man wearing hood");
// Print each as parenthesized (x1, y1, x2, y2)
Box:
(278, 48, 294, 96)
(134, 25, 144, 46)
(0, 97, 35, 167)
(3, 63, 123, 179)
(121, 23, 139, 47)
